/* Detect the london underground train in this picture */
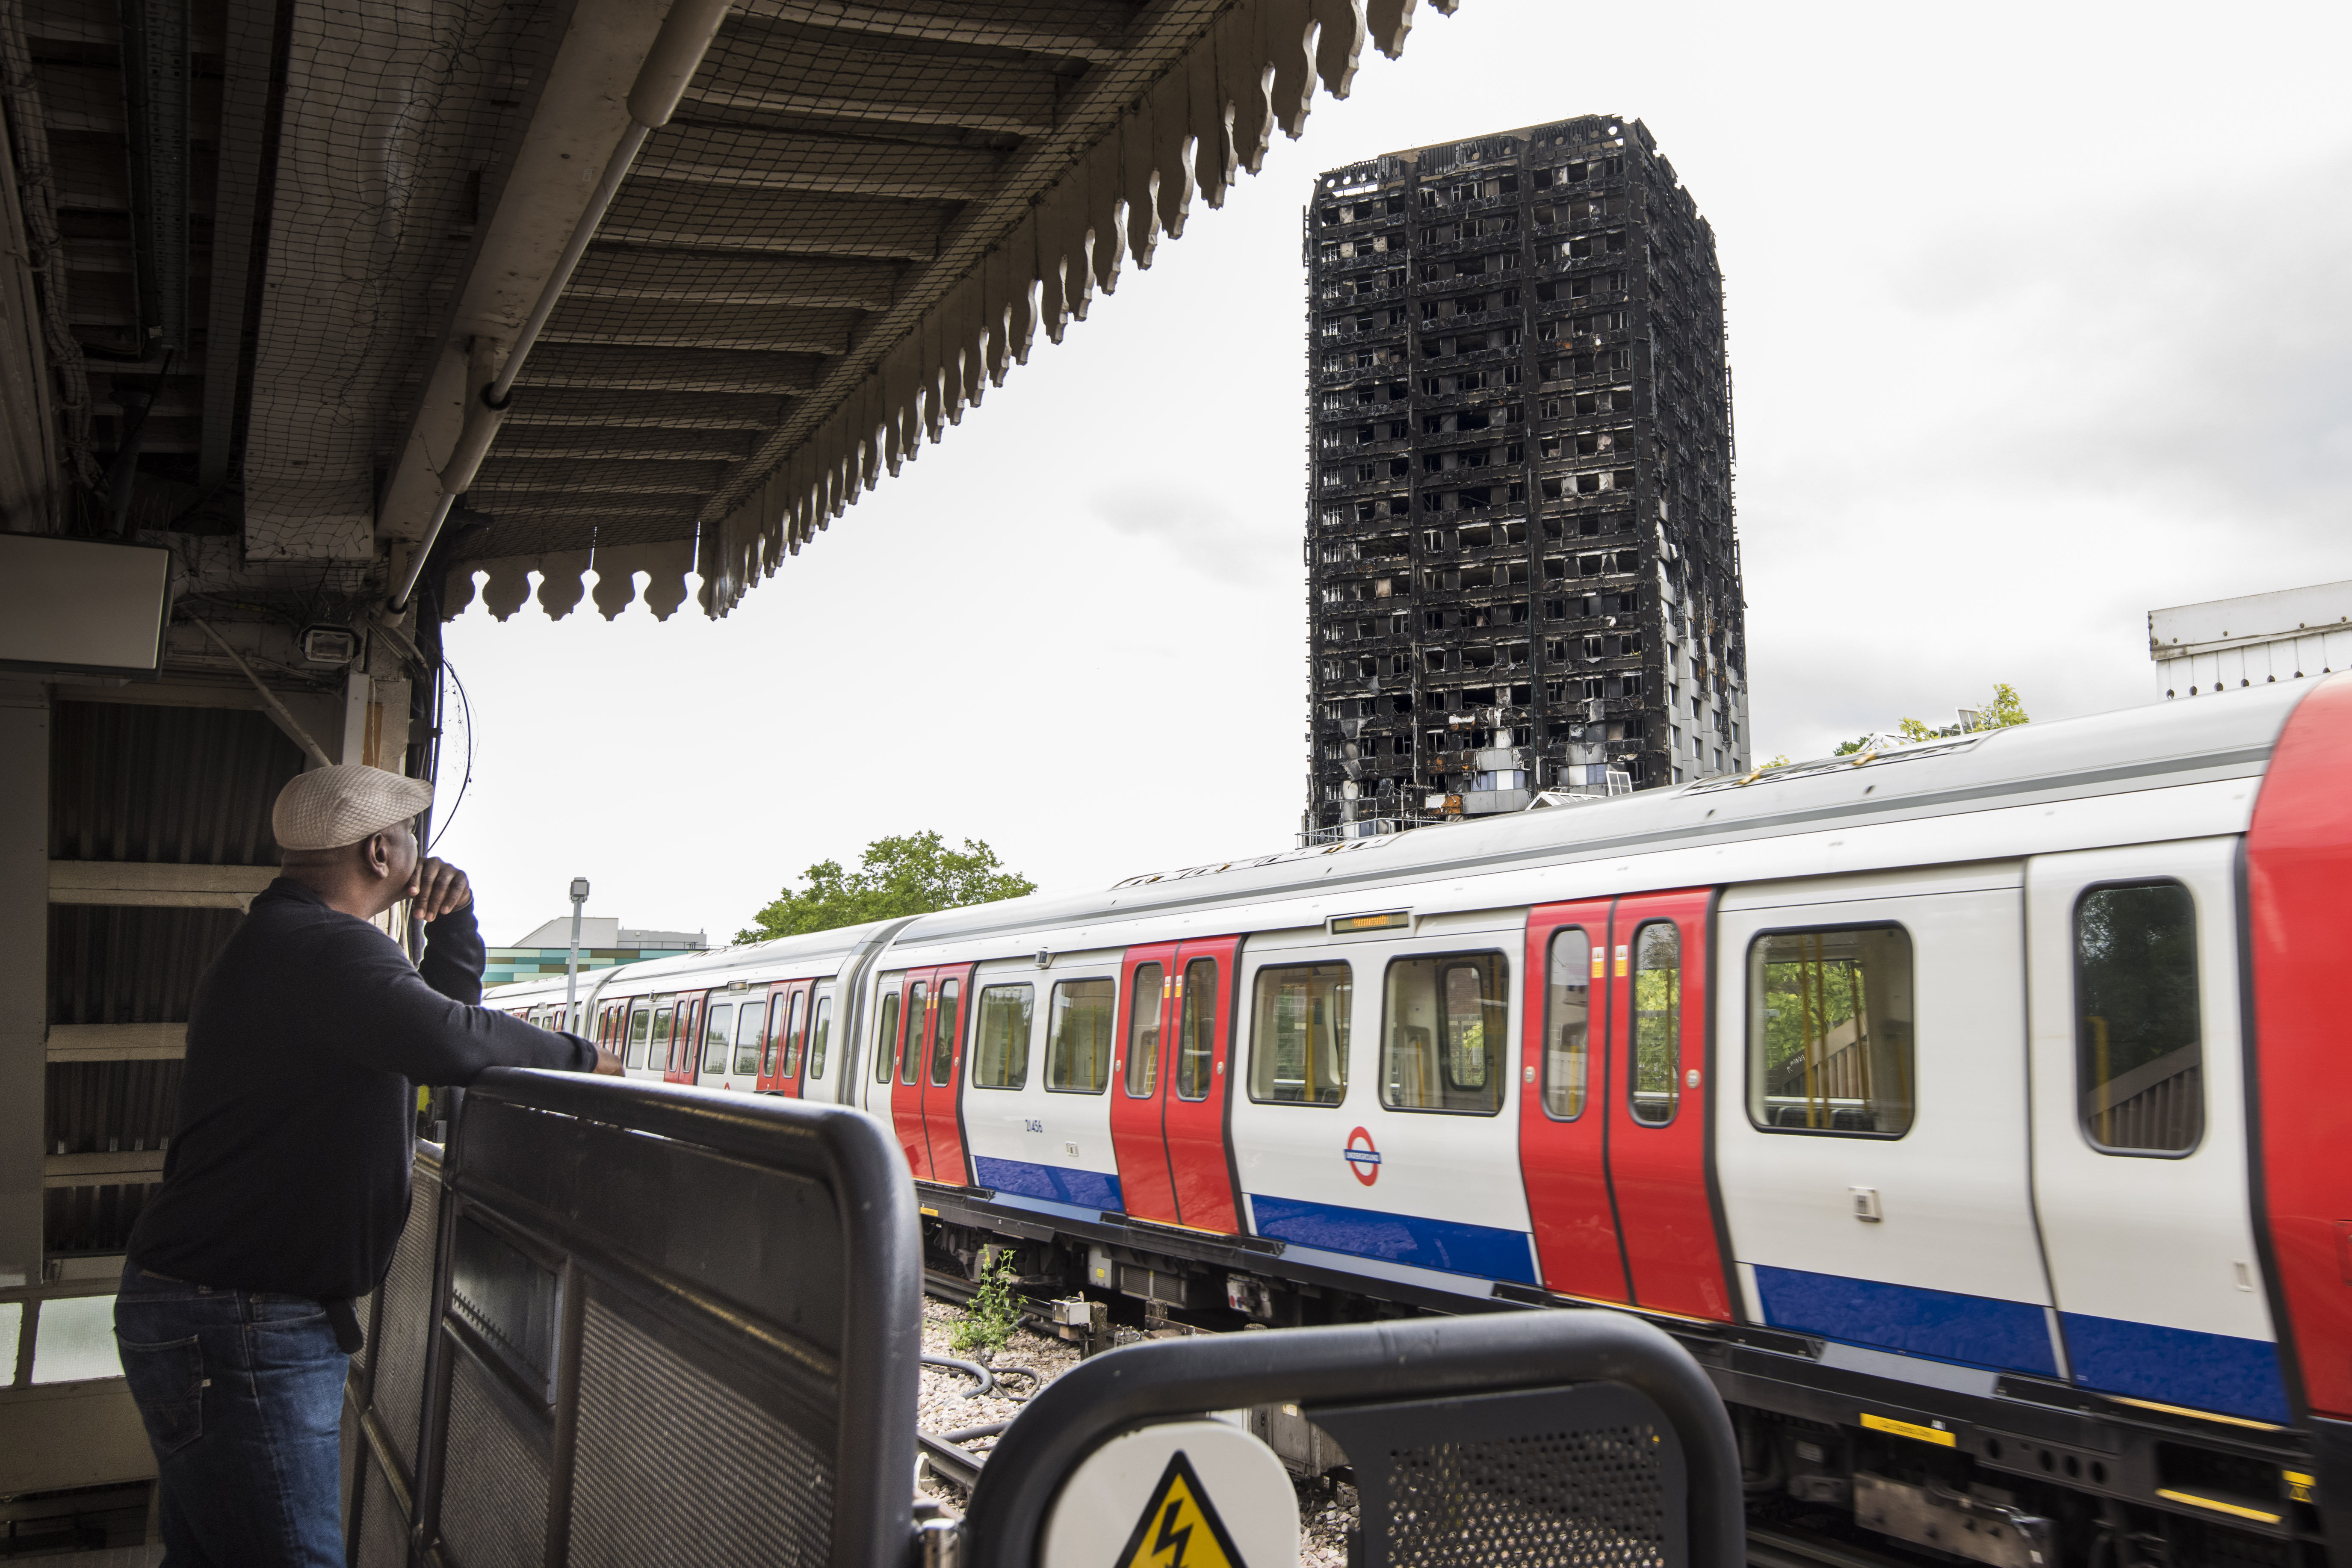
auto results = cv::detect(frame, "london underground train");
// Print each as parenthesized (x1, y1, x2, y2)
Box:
(494, 676, 2352, 1568)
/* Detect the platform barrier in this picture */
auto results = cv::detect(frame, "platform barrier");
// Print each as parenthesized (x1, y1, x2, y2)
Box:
(960, 1311, 1743, 1568)
(343, 1068, 920, 1568)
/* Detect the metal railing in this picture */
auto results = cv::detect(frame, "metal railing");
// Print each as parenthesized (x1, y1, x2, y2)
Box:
(344, 1069, 919, 1568)
(960, 1310, 1743, 1568)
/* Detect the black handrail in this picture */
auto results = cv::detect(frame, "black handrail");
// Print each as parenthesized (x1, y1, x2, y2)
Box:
(962, 1307, 1742, 1568)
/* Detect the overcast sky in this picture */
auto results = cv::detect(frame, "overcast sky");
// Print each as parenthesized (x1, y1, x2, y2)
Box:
(434, 0, 2352, 945)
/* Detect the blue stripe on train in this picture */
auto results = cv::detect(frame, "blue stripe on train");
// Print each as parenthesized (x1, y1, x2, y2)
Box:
(1248, 1193, 1539, 1283)
(2060, 1311, 2290, 1424)
(971, 1157, 1122, 1213)
(1751, 1264, 2059, 1376)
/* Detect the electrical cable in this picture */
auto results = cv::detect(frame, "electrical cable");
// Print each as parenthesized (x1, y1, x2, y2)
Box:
(427, 656, 474, 853)
(921, 1355, 995, 1398)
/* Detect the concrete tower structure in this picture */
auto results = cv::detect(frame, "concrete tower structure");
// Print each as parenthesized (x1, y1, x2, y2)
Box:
(1303, 115, 1748, 841)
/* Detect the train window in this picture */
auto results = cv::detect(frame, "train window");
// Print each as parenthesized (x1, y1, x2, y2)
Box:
(929, 980, 960, 1086)
(807, 997, 832, 1079)
(734, 999, 766, 1077)
(1174, 959, 1218, 1101)
(1125, 965, 1165, 1097)
(1628, 923, 1681, 1126)
(626, 1003, 650, 1069)
(1381, 953, 1508, 1115)
(1250, 963, 1351, 1105)
(761, 997, 783, 1077)
(2076, 881, 2202, 1155)
(972, 984, 1034, 1089)
(1544, 928, 1595, 1119)
(1747, 924, 1915, 1137)
(701, 1003, 734, 1073)
(652, 1003, 675, 1072)
(1048, 978, 1114, 1093)
(874, 990, 901, 1083)
(902, 982, 927, 1084)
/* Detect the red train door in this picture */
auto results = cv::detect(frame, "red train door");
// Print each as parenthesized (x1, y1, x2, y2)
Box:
(1518, 898, 1629, 1303)
(889, 974, 933, 1178)
(1162, 939, 1241, 1232)
(1109, 945, 1181, 1223)
(664, 992, 704, 1085)
(918, 965, 974, 1181)
(1603, 889, 1731, 1320)
(753, 982, 802, 1096)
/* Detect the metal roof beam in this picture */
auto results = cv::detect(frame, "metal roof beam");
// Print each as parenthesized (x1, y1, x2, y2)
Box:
(565, 248, 900, 310)
(630, 124, 1005, 202)
(730, 0, 1133, 63)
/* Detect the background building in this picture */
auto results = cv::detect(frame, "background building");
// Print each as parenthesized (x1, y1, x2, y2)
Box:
(484, 918, 709, 990)
(1303, 115, 1749, 841)
(2151, 580, 2352, 700)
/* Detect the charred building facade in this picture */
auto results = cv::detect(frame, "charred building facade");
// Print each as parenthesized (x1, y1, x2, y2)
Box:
(1303, 116, 1748, 840)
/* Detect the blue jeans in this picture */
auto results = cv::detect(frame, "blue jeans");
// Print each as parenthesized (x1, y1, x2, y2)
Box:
(114, 1262, 350, 1568)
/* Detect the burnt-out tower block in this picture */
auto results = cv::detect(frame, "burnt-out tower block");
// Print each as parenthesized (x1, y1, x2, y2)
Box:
(1303, 116, 1748, 840)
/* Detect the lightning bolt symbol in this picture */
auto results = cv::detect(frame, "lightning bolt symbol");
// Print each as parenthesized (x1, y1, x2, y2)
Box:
(1153, 1500, 1193, 1568)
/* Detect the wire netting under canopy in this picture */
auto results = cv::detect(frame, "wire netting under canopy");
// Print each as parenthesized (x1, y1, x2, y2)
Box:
(4, 0, 1458, 617)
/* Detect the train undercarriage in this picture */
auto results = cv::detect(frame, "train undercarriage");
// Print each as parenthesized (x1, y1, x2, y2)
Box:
(921, 1201, 2334, 1568)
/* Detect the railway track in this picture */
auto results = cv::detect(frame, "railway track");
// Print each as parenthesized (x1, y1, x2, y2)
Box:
(919, 1270, 1938, 1568)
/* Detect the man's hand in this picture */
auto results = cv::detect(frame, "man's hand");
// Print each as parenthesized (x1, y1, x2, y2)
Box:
(591, 1046, 626, 1077)
(408, 858, 473, 922)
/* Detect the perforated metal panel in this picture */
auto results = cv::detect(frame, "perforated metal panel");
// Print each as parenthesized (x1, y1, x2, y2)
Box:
(565, 1293, 833, 1568)
(357, 1449, 411, 1568)
(1314, 1381, 1688, 1568)
(1374, 1423, 1669, 1568)
(372, 1164, 443, 1474)
(436, 1353, 550, 1568)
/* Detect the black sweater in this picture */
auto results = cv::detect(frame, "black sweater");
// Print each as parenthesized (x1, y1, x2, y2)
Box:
(127, 879, 595, 1299)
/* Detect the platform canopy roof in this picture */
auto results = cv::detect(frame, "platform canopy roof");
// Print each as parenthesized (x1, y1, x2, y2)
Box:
(0, 0, 1455, 624)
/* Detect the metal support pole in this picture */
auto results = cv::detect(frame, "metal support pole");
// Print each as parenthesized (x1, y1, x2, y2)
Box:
(564, 876, 589, 1032)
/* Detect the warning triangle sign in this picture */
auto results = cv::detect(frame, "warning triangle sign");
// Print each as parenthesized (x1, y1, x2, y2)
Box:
(1112, 1450, 1251, 1568)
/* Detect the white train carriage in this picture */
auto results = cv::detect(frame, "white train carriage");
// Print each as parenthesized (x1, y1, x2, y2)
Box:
(491, 675, 2352, 1567)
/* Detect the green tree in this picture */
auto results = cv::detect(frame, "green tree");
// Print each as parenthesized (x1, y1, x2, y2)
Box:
(1901, 682, 2028, 742)
(735, 831, 1036, 944)
(1830, 685, 2030, 755)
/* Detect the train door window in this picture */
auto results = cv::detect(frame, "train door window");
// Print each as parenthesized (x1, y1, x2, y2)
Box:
(701, 1003, 734, 1073)
(2075, 881, 2202, 1155)
(652, 1004, 675, 1069)
(1250, 963, 1350, 1105)
(734, 1001, 766, 1076)
(1381, 953, 1508, 1114)
(626, 1003, 651, 1068)
(874, 990, 901, 1082)
(761, 996, 784, 1076)
(972, 984, 1034, 1089)
(1048, 978, 1114, 1093)
(1746, 924, 1915, 1136)
(779, 991, 807, 1076)
(808, 996, 833, 1078)
(929, 980, 960, 1086)
(1545, 927, 1595, 1118)
(1174, 959, 1218, 1101)
(902, 982, 928, 1084)
(1125, 965, 1165, 1097)
(1628, 923, 1680, 1126)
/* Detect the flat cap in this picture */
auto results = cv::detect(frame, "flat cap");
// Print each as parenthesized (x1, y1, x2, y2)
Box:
(272, 765, 434, 852)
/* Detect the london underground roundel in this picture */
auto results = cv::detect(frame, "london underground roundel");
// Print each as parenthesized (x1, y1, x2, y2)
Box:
(1344, 1126, 1382, 1186)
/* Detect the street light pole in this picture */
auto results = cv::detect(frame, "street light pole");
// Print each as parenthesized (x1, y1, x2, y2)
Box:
(564, 877, 591, 1032)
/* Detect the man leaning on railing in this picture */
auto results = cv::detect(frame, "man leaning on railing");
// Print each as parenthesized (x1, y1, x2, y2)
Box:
(111, 765, 623, 1567)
